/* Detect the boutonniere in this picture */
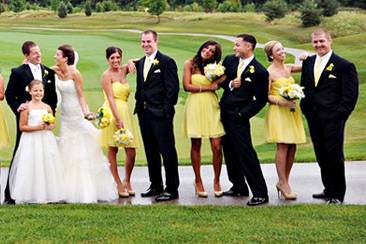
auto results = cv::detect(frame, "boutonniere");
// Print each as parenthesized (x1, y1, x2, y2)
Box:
(43, 69, 49, 78)
(248, 65, 255, 73)
(152, 59, 159, 66)
(326, 63, 334, 71)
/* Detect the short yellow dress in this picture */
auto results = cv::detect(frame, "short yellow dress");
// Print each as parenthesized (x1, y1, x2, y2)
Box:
(183, 74, 225, 138)
(264, 77, 306, 144)
(0, 103, 10, 149)
(100, 82, 140, 148)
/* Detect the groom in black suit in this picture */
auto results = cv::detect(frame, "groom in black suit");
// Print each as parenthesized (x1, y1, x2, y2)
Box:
(134, 30, 180, 202)
(220, 34, 269, 206)
(4, 41, 57, 204)
(300, 29, 358, 204)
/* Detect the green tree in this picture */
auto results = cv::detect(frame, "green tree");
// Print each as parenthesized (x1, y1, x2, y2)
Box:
(262, 0, 288, 21)
(317, 0, 340, 17)
(299, 0, 321, 27)
(147, 0, 166, 23)
(51, 0, 60, 11)
(196, 0, 217, 12)
(66, 1, 73, 13)
(217, 0, 240, 12)
(9, 0, 26, 12)
(84, 0, 92, 16)
(96, 2, 104, 12)
(58, 1, 67, 18)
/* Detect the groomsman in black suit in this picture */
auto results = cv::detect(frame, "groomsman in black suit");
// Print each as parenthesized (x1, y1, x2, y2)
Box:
(220, 34, 269, 206)
(300, 29, 358, 204)
(4, 41, 57, 204)
(134, 30, 180, 202)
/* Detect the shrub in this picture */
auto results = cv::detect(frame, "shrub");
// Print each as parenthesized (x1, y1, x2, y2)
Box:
(242, 3, 256, 12)
(197, 0, 217, 13)
(96, 2, 104, 12)
(217, 0, 240, 12)
(66, 1, 73, 14)
(317, 0, 340, 17)
(103, 0, 119, 11)
(191, 2, 203, 12)
(262, 0, 288, 21)
(57, 1, 67, 18)
(85, 1, 92, 16)
(9, 0, 26, 12)
(299, 0, 321, 27)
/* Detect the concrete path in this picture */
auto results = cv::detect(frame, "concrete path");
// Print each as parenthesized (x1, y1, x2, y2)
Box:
(1, 161, 365, 206)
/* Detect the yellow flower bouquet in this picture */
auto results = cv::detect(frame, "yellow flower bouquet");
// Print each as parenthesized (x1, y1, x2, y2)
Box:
(278, 83, 305, 112)
(95, 107, 112, 129)
(204, 62, 225, 81)
(113, 128, 134, 147)
(42, 113, 56, 125)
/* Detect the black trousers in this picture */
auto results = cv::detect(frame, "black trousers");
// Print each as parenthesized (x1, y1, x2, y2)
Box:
(307, 114, 346, 201)
(138, 110, 179, 194)
(221, 112, 268, 198)
(4, 114, 22, 202)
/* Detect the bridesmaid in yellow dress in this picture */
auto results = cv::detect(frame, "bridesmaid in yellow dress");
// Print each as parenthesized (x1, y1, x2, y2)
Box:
(100, 47, 140, 198)
(0, 73, 10, 149)
(183, 40, 226, 197)
(263, 41, 306, 200)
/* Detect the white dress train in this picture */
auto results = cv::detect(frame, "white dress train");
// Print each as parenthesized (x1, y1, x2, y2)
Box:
(56, 76, 118, 203)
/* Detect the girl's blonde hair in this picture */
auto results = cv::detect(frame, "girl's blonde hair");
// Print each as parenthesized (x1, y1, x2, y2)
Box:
(263, 40, 280, 62)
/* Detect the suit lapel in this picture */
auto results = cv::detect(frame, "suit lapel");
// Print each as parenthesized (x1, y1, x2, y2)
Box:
(138, 57, 145, 85)
(24, 64, 34, 82)
(308, 56, 316, 88)
(317, 53, 335, 87)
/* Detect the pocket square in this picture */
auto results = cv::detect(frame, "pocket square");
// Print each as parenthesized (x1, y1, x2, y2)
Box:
(328, 74, 337, 79)
(245, 77, 252, 82)
(154, 69, 161, 73)
(47, 80, 52, 83)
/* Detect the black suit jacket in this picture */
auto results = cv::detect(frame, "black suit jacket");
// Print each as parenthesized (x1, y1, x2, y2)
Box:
(5, 64, 57, 114)
(220, 55, 269, 120)
(134, 51, 179, 118)
(300, 53, 358, 121)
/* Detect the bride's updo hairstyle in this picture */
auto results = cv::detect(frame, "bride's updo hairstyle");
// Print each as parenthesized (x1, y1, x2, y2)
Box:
(106, 47, 122, 59)
(58, 44, 75, 65)
(264, 40, 280, 62)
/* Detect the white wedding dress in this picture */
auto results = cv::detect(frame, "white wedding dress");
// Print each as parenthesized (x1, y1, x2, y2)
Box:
(9, 109, 65, 204)
(56, 76, 118, 203)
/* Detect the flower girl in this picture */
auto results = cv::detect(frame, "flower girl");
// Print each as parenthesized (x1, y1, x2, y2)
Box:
(9, 80, 65, 204)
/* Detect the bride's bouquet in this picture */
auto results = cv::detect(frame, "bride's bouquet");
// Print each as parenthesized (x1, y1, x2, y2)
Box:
(113, 128, 134, 147)
(204, 62, 225, 81)
(42, 113, 56, 125)
(278, 84, 305, 112)
(94, 107, 112, 129)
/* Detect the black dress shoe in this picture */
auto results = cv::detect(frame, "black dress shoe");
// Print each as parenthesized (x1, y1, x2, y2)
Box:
(246, 196, 269, 206)
(140, 187, 163, 197)
(4, 199, 15, 205)
(327, 198, 342, 204)
(312, 191, 329, 199)
(223, 189, 249, 197)
(155, 192, 179, 202)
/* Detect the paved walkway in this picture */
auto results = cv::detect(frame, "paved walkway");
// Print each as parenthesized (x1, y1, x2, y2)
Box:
(1, 161, 365, 205)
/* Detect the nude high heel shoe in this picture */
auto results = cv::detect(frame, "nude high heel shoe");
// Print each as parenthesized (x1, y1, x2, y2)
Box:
(276, 183, 297, 200)
(194, 182, 208, 198)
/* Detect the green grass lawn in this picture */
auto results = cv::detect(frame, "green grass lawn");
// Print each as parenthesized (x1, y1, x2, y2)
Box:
(1, 11, 366, 166)
(0, 204, 365, 242)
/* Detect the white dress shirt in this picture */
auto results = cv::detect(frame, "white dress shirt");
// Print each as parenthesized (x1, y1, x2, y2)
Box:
(230, 55, 255, 91)
(314, 50, 333, 79)
(28, 63, 43, 81)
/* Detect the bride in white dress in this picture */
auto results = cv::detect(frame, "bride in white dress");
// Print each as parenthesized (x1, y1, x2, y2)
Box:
(53, 44, 118, 203)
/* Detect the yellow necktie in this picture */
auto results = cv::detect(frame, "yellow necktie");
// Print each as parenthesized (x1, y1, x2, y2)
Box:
(237, 59, 245, 77)
(314, 57, 323, 87)
(143, 57, 151, 81)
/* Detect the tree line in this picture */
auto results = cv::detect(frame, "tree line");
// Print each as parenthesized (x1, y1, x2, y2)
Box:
(1, 0, 365, 26)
